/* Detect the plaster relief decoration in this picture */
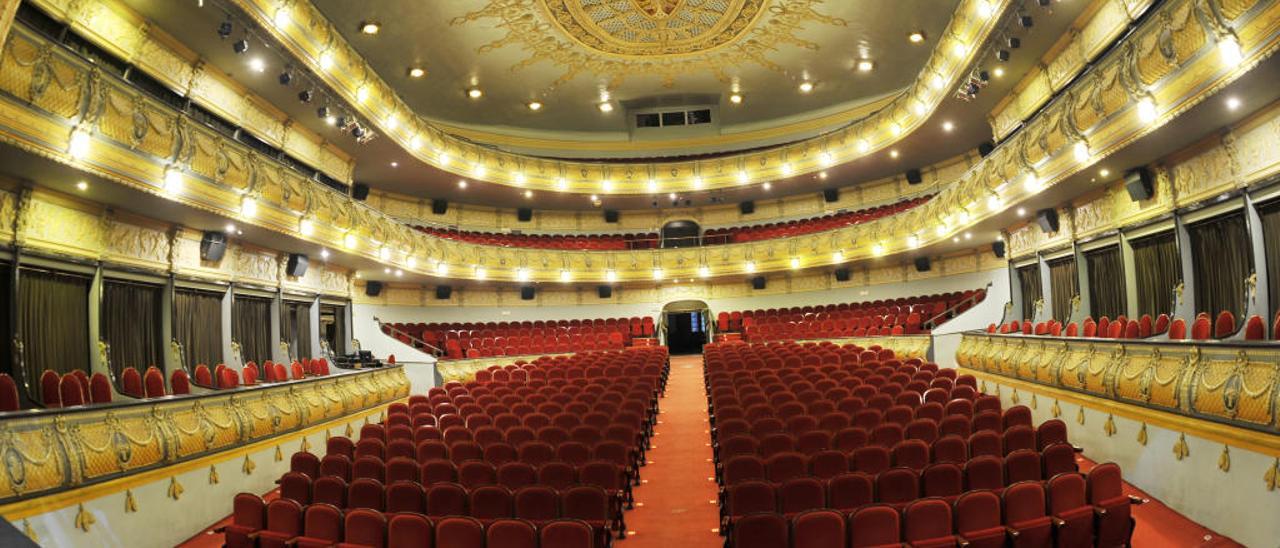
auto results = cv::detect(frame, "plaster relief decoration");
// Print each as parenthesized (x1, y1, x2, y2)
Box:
(452, 0, 846, 88)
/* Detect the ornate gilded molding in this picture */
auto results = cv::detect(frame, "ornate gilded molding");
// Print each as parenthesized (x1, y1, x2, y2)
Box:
(0, 367, 407, 503)
(0, 0, 1277, 283)
(228, 0, 1014, 194)
(957, 333, 1280, 438)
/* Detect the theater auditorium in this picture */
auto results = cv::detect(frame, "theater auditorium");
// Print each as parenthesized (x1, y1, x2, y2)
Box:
(0, 0, 1276, 546)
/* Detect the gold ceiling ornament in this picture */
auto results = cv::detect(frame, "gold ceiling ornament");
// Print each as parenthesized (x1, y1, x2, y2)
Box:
(453, 0, 841, 88)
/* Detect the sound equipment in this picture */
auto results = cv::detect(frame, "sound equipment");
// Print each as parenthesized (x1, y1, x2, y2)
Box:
(604, 209, 620, 223)
(914, 257, 932, 272)
(978, 141, 995, 157)
(352, 183, 370, 201)
(1036, 208, 1060, 233)
(520, 286, 535, 300)
(905, 169, 923, 185)
(200, 231, 227, 262)
(822, 188, 839, 203)
(597, 285, 613, 299)
(751, 276, 766, 290)
(1124, 167, 1155, 201)
(834, 268, 851, 282)
(435, 285, 452, 300)
(517, 208, 533, 222)
(431, 199, 448, 215)
(992, 241, 1006, 258)
(365, 281, 383, 297)
(739, 201, 755, 215)
(286, 253, 308, 277)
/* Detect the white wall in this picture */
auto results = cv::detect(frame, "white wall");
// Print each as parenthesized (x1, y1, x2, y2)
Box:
(932, 270, 1013, 367)
(351, 307, 438, 393)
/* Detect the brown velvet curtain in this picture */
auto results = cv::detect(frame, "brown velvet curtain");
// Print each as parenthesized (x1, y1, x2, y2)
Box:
(0, 265, 11, 379)
(1048, 256, 1078, 323)
(18, 269, 90, 378)
(1130, 231, 1180, 318)
(101, 280, 162, 378)
(1260, 200, 1280, 320)
(1085, 246, 1127, 320)
(233, 295, 272, 364)
(1016, 264, 1042, 320)
(174, 288, 223, 368)
(1188, 212, 1253, 322)
(281, 300, 312, 361)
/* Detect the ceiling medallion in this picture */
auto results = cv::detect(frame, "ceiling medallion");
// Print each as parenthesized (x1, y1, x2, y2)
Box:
(451, 0, 846, 87)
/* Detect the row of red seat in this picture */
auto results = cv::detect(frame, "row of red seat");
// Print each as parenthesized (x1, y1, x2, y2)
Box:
(719, 291, 984, 332)
(993, 310, 1280, 341)
(720, 290, 986, 341)
(727, 463, 1131, 548)
(415, 225, 660, 251)
(385, 318, 656, 359)
(703, 196, 933, 245)
(225, 494, 599, 548)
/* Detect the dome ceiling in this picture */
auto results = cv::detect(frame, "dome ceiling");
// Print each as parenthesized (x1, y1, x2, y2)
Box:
(312, 0, 958, 155)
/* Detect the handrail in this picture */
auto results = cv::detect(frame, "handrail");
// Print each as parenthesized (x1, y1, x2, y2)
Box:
(923, 282, 994, 330)
(375, 317, 444, 357)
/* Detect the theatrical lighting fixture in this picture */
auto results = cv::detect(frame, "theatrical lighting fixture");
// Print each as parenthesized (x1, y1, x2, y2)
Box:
(1219, 34, 1243, 64)
(1007, 37, 1021, 49)
(856, 59, 875, 72)
(217, 18, 233, 39)
(297, 90, 314, 104)
(527, 101, 543, 111)
(908, 31, 926, 43)
(798, 81, 815, 93)
(1019, 15, 1033, 28)
(248, 57, 266, 73)
(597, 102, 614, 113)
(233, 38, 249, 54)
(729, 93, 743, 104)
(352, 125, 367, 139)
(278, 70, 293, 85)
(408, 67, 426, 78)
(996, 49, 1010, 62)
(316, 107, 331, 120)
(360, 21, 381, 35)
(466, 87, 483, 99)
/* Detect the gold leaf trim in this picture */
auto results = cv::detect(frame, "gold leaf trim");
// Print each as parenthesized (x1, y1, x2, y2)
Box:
(1264, 458, 1278, 491)
(208, 464, 219, 485)
(168, 477, 184, 500)
(1076, 406, 1086, 425)
(23, 519, 37, 542)
(243, 455, 256, 476)
(74, 503, 95, 532)
(1052, 399, 1062, 418)
(274, 445, 283, 462)
(1011, 388, 1020, 405)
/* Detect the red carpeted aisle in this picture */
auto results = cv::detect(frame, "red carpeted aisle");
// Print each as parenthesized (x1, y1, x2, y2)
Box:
(624, 354, 722, 548)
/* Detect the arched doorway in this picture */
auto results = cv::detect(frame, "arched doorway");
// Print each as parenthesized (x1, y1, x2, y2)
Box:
(662, 300, 709, 354)
(661, 220, 701, 248)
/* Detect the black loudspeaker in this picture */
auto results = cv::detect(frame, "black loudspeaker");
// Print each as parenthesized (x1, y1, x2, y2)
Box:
(978, 141, 995, 157)
(352, 183, 370, 201)
(822, 188, 839, 203)
(286, 253, 309, 277)
(435, 285, 452, 300)
(597, 285, 612, 299)
(1124, 167, 1155, 201)
(431, 200, 448, 215)
(604, 210, 619, 223)
(834, 268, 851, 282)
(1036, 208, 1060, 233)
(751, 276, 766, 290)
(992, 241, 1006, 258)
(517, 208, 533, 222)
(200, 231, 227, 262)
(914, 257, 932, 272)
(905, 169, 923, 185)
(365, 281, 383, 297)
(520, 286, 535, 300)
(739, 201, 755, 215)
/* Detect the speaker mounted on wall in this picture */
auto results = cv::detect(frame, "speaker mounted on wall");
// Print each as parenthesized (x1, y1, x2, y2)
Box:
(199, 231, 227, 262)
(750, 276, 766, 290)
(597, 285, 613, 299)
(286, 253, 309, 277)
(604, 209, 620, 223)
(1036, 208, 1060, 233)
(431, 199, 448, 215)
(977, 141, 995, 157)
(516, 208, 533, 222)
(365, 281, 383, 297)
(834, 268, 851, 282)
(1124, 167, 1155, 202)
(435, 285, 452, 300)
(352, 183, 370, 201)
(905, 169, 923, 185)
(739, 201, 755, 215)
(992, 241, 1006, 258)
(520, 286, 536, 300)
(914, 257, 931, 272)
(822, 188, 839, 203)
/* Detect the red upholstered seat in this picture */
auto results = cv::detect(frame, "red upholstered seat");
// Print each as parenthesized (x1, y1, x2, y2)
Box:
(121, 367, 143, 398)
(143, 367, 165, 398)
(0, 374, 19, 412)
(89, 373, 113, 404)
(59, 373, 86, 407)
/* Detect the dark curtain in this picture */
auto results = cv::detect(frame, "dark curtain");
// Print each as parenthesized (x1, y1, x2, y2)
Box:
(0, 265, 11, 379)
(1188, 212, 1253, 322)
(281, 300, 312, 361)
(174, 288, 223, 368)
(1048, 256, 1078, 323)
(18, 269, 90, 379)
(320, 304, 346, 355)
(1130, 232, 1180, 318)
(1260, 200, 1280, 320)
(234, 295, 272, 364)
(1085, 246, 1127, 320)
(101, 280, 162, 378)
(1015, 264, 1042, 320)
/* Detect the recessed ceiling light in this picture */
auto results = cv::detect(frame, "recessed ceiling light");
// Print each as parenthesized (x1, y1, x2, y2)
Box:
(798, 81, 815, 93)
(953, 237, 959, 243)
(360, 21, 381, 35)
(908, 31, 926, 44)
(729, 93, 743, 104)
(818, 171, 828, 180)
(668, 193, 677, 201)
(856, 60, 875, 72)
(466, 87, 483, 99)
(1016, 207, 1026, 217)
(75, 180, 88, 191)
(1226, 96, 1241, 110)
(527, 101, 543, 111)
(457, 180, 468, 189)
(763, 182, 772, 191)
(1100, 169, 1110, 177)
(407, 67, 426, 78)
(383, 267, 391, 274)
(889, 150, 900, 159)
(993, 67, 1005, 78)
(942, 121, 954, 132)
(390, 161, 398, 168)
(248, 57, 266, 73)
(598, 102, 614, 113)
(320, 249, 330, 259)
(225, 223, 236, 233)
(964, 232, 972, 240)
(523, 190, 532, 198)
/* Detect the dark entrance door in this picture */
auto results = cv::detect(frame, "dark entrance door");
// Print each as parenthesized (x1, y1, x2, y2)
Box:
(665, 311, 706, 354)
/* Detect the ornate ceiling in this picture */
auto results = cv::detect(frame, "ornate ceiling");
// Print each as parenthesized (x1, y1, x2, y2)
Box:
(312, 0, 958, 152)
